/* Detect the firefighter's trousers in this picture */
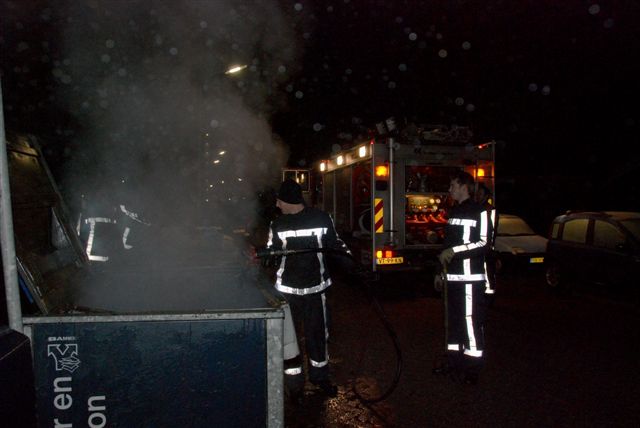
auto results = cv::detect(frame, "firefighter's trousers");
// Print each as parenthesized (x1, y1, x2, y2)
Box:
(445, 280, 487, 370)
(283, 291, 330, 393)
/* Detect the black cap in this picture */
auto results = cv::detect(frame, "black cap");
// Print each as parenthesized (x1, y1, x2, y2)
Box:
(277, 179, 304, 204)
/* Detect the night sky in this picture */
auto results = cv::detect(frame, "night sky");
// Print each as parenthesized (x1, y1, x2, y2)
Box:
(1, 0, 639, 231)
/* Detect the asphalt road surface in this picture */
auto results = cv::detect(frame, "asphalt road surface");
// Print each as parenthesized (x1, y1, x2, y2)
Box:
(285, 271, 640, 428)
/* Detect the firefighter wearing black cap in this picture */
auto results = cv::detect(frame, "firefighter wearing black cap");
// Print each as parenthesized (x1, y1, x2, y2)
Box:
(267, 178, 350, 401)
(434, 171, 492, 385)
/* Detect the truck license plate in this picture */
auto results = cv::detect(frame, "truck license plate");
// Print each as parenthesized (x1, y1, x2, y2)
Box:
(529, 257, 544, 263)
(377, 257, 404, 265)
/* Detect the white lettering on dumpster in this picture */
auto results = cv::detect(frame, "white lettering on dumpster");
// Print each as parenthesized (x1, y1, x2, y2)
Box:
(53, 376, 72, 410)
(47, 337, 80, 426)
(88, 395, 107, 428)
(54, 418, 72, 427)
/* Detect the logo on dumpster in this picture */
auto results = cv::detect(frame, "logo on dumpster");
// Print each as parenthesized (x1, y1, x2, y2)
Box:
(47, 344, 81, 373)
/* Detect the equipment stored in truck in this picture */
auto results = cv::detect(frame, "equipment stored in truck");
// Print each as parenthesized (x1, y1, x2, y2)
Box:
(317, 122, 496, 276)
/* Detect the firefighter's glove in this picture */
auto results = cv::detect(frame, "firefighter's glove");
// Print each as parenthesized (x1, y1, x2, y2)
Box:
(438, 248, 455, 265)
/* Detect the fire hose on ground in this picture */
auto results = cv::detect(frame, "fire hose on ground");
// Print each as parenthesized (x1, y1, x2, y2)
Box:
(255, 247, 402, 404)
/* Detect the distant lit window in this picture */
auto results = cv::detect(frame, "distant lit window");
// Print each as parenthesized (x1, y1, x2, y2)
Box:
(593, 221, 625, 250)
(282, 169, 310, 191)
(562, 219, 588, 244)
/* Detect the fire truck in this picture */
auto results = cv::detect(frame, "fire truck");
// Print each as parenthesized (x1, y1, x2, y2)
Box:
(317, 122, 495, 275)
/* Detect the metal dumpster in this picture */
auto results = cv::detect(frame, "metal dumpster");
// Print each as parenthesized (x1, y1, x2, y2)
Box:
(4, 134, 286, 427)
(23, 266, 286, 428)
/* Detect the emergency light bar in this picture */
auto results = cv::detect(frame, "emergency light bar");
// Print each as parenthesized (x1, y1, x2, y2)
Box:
(320, 141, 373, 172)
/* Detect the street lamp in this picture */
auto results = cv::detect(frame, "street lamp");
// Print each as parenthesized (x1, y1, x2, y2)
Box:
(225, 64, 247, 75)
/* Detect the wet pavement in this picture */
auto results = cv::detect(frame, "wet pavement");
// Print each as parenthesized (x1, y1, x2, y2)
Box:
(284, 272, 640, 427)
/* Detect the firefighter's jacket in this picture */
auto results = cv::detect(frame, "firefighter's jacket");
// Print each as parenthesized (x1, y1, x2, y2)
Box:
(79, 203, 150, 263)
(267, 207, 350, 295)
(481, 199, 498, 294)
(443, 198, 491, 282)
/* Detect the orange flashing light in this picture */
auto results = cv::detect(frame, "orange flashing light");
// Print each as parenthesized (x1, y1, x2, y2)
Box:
(476, 168, 485, 178)
(375, 165, 389, 177)
(376, 249, 394, 259)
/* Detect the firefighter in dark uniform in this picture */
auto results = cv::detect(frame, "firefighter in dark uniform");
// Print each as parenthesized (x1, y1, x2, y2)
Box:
(434, 171, 492, 385)
(78, 188, 150, 265)
(266, 179, 350, 400)
(476, 183, 498, 297)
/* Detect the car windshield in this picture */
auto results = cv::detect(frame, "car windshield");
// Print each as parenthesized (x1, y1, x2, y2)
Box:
(620, 219, 640, 241)
(498, 216, 536, 236)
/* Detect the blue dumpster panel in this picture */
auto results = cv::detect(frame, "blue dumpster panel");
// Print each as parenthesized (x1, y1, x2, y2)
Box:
(31, 319, 267, 427)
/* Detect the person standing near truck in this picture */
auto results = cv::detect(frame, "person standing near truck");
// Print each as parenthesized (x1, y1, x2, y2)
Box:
(475, 183, 498, 297)
(433, 171, 492, 385)
(266, 179, 350, 401)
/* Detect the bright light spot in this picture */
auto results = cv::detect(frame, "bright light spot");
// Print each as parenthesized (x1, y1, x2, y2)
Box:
(455, 97, 464, 106)
(438, 49, 448, 58)
(409, 32, 417, 41)
(358, 145, 367, 158)
(295, 91, 304, 99)
(169, 47, 178, 55)
(225, 64, 247, 74)
(213, 159, 220, 164)
(237, 178, 243, 181)
(541, 85, 551, 95)
(528, 83, 538, 92)
(462, 41, 471, 50)
(105, 39, 115, 49)
(209, 184, 213, 188)
(588, 4, 600, 15)
(337, 155, 344, 166)
(320, 162, 327, 172)
(219, 151, 225, 155)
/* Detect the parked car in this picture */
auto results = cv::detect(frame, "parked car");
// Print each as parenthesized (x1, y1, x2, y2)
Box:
(494, 214, 548, 272)
(544, 211, 640, 290)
